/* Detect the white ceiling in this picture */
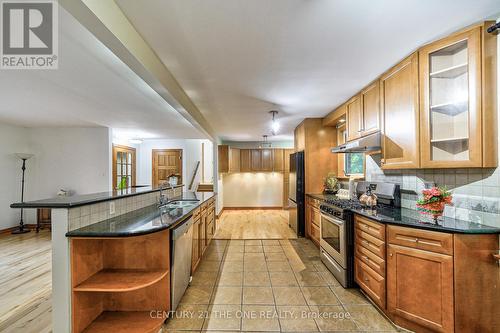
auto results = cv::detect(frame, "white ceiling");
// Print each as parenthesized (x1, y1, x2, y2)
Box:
(116, 0, 500, 142)
(0, 6, 205, 140)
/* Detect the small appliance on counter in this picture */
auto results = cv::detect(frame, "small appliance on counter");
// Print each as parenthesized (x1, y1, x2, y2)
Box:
(288, 151, 305, 237)
(318, 181, 400, 288)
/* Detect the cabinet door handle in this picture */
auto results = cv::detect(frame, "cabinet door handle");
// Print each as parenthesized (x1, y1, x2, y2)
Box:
(493, 253, 500, 264)
(389, 253, 393, 257)
(364, 277, 369, 282)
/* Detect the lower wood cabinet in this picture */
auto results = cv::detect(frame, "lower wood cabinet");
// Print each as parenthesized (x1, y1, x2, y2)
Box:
(192, 197, 216, 274)
(387, 243, 454, 333)
(354, 215, 500, 333)
(306, 197, 321, 246)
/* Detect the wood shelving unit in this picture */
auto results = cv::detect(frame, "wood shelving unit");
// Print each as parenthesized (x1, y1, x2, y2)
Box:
(82, 311, 165, 333)
(430, 100, 468, 116)
(70, 230, 170, 333)
(74, 269, 169, 292)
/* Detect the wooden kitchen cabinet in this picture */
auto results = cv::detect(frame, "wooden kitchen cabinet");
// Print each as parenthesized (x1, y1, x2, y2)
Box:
(272, 149, 284, 172)
(229, 148, 240, 172)
(305, 197, 321, 246)
(419, 22, 497, 168)
(251, 149, 262, 171)
(346, 95, 362, 141)
(240, 149, 251, 172)
(294, 123, 306, 151)
(261, 149, 273, 171)
(360, 80, 380, 136)
(191, 209, 201, 272)
(387, 243, 454, 332)
(218, 145, 240, 173)
(380, 52, 420, 169)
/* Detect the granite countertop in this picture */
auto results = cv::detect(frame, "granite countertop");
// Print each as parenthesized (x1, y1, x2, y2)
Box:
(66, 191, 215, 238)
(307, 193, 500, 234)
(10, 184, 185, 209)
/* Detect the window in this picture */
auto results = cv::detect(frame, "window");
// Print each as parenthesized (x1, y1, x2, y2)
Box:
(112, 145, 136, 189)
(345, 153, 364, 175)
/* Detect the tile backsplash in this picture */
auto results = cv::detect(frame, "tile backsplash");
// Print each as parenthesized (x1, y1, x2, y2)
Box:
(364, 155, 500, 228)
(67, 191, 166, 231)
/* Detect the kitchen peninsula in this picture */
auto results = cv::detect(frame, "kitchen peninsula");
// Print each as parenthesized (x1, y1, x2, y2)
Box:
(11, 185, 215, 333)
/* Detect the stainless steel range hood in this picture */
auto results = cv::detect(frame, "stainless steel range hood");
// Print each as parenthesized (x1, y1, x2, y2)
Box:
(331, 131, 381, 153)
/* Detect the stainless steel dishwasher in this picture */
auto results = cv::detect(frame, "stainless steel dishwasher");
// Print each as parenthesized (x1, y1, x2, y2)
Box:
(170, 216, 194, 311)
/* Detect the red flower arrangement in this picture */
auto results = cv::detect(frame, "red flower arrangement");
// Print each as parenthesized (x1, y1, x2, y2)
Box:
(416, 187, 453, 224)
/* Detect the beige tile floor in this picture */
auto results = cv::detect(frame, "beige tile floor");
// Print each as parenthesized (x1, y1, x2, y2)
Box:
(164, 238, 399, 332)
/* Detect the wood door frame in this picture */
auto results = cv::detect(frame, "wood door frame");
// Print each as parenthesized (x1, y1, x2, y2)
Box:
(152, 149, 183, 187)
(112, 144, 137, 189)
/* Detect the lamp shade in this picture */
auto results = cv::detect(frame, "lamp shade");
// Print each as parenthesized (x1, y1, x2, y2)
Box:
(15, 153, 34, 160)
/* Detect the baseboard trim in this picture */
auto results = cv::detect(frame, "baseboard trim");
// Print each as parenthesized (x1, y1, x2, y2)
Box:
(0, 224, 38, 235)
(222, 206, 284, 211)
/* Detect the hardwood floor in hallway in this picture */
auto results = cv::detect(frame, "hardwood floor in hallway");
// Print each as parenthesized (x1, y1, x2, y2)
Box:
(0, 230, 52, 333)
(214, 209, 298, 240)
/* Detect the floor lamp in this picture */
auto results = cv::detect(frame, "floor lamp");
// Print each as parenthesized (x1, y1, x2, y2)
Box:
(12, 153, 34, 234)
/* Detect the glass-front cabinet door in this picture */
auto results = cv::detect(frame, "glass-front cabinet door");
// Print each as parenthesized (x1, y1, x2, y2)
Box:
(419, 27, 481, 168)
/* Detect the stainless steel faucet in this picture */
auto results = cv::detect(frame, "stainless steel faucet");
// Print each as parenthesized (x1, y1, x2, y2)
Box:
(158, 182, 174, 206)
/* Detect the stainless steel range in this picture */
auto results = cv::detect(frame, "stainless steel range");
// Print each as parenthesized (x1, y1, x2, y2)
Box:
(319, 181, 400, 288)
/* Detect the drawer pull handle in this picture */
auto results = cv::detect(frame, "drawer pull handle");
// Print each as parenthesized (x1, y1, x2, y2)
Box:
(364, 277, 369, 282)
(389, 253, 393, 257)
(362, 240, 369, 245)
(415, 238, 419, 243)
(493, 254, 500, 263)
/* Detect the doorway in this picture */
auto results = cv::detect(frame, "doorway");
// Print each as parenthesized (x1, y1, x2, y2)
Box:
(112, 145, 136, 189)
(152, 149, 183, 187)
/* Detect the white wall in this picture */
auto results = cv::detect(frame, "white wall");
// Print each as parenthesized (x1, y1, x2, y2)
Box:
(0, 123, 33, 230)
(29, 127, 111, 199)
(0, 125, 112, 229)
(222, 172, 284, 207)
(136, 139, 213, 190)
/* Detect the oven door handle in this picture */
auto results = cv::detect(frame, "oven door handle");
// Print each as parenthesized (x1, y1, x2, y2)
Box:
(320, 213, 344, 225)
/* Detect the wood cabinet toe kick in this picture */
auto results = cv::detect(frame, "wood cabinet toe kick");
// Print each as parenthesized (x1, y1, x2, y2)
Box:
(354, 214, 500, 333)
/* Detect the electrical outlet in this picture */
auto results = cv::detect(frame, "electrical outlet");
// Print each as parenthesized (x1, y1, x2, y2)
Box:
(109, 201, 115, 215)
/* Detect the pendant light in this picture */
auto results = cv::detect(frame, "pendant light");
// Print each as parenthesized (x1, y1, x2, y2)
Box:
(269, 110, 280, 135)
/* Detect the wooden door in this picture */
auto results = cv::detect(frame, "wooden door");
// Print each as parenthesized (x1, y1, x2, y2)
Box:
(152, 149, 182, 187)
(347, 95, 362, 141)
(419, 27, 482, 168)
(251, 149, 262, 171)
(387, 244, 454, 332)
(112, 145, 136, 189)
(380, 52, 420, 169)
(229, 148, 240, 172)
(240, 149, 251, 172)
(361, 81, 380, 136)
(261, 149, 273, 171)
(272, 149, 284, 172)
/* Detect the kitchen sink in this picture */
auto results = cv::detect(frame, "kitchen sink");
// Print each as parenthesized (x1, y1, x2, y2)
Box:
(162, 200, 199, 209)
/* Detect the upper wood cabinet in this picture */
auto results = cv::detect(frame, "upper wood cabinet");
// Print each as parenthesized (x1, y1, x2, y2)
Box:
(346, 95, 362, 141)
(380, 52, 420, 169)
(218, 145, 240, 173)
(294, 123, 306, 151)
(360, 81, 380, 136)
(419, 23, 497, 168)
(261, 149, 273, 171)
(240, 149, 251, 172)
(229, 148, 240, 172)
(251, 149, 262, 171)
(273, 149, 284, 172)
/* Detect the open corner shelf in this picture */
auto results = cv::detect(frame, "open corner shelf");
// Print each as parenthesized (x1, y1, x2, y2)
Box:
(430, 100, 468, 116)
(430, 63, 468, 79)
(74, 268, 169, 292)
(82, 311, 164, 333)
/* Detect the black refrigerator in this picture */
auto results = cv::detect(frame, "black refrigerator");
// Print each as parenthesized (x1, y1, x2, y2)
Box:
(288, 151, 305, 237)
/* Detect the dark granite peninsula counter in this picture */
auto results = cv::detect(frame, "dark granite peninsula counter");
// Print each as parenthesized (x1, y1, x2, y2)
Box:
(10, 184, 184, 208)
(66, 191, 215, 237)
(307, 193, 500, 234)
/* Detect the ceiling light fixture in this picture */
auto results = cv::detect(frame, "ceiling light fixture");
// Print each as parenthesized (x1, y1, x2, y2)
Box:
(129, 138, 143, 144)
(269, 110, 280, 136)
(259, 135, 272, 148)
